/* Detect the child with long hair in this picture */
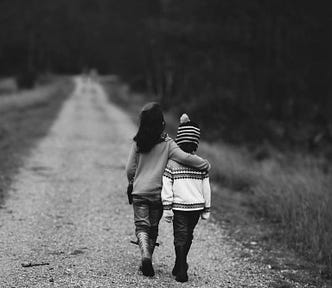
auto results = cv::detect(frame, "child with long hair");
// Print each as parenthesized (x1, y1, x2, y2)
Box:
(126, 103, 210, 277)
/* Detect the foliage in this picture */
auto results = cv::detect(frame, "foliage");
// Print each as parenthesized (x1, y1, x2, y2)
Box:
(0, 78, 71, 203)
(0, 0, 330, 151)
(15, 71, 37, 89)
(201, 144, 332, 273)
(141, 1, 331, 153)
(0, 0, 151, 75)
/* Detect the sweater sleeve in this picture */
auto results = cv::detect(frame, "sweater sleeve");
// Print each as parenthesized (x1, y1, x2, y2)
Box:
(202, 173, 211, 212)
(125, 142, 138, 183)
(161, 163, 174, 210)
(168, 140, 210, 171)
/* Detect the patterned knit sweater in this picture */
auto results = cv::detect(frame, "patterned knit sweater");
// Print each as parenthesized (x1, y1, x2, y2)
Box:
(161, 159, 211, 212)
(126, 136, 210, 197)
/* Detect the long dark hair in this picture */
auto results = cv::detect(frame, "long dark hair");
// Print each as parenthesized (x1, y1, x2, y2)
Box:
(134, 102, 165, 153)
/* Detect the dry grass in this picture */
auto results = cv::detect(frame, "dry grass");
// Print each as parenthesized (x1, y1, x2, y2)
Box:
(0, 77, 72, 203)
(0, 78, 17, 95)
(0, 84, 58, 111)
(198, 141, 332, 273)
(255, 158, 331, 266)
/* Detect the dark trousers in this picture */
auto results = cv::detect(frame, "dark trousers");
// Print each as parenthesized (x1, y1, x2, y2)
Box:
(173, 210, 200, 248)
(133, 194, 163, 240)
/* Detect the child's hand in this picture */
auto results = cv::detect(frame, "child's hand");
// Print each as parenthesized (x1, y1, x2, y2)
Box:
(163, 210, 174, 223)
(201, 211, 210, 220)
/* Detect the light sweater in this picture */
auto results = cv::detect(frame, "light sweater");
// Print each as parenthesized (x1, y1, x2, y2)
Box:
(161, 159, 211, 212)
(125, 136, 210, 197)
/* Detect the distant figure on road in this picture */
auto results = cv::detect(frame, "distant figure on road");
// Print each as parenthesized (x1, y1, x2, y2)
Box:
(162, 114, 211, 283)
(125, 103, 210, 277)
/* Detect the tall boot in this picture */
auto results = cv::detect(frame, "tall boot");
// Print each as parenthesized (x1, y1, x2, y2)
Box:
(137, 232, 154, 276)
(149, 236, 157, 257)
(172, 253, 188, 276)
(185, 240, 192, 257)
(171, 250, 179, 276)
(175, 246, 188, 282)
(172, 242, 190, 276)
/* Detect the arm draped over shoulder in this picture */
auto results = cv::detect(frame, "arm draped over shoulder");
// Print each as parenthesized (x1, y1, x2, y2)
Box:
(168, 139, 210, 171)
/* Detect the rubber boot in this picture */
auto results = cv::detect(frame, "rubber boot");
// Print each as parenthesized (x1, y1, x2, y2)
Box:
(172, 255, 188, 276)
(175, 246, 188, 282)
(171, 254, 179, 276)
(137, 232, 154, 277)
(149, 236, 157, 257)
(172, 242, 190, 276)
(184, 240, 192, 257)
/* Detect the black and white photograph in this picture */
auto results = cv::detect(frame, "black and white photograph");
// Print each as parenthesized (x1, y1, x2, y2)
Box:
(0, 1, 331, 287)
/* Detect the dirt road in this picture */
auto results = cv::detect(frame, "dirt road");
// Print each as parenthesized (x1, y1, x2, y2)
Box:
(0, 77, 300, 287)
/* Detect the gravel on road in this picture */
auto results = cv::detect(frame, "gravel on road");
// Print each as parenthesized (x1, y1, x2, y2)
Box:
(0, 77, 312, 287)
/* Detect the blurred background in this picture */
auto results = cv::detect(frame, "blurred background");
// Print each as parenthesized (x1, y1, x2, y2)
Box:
(0, 0, 331, 280)
(1, 0, 331, 151)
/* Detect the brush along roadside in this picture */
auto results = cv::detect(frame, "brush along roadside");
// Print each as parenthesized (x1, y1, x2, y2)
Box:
(0, 77, 73, 203)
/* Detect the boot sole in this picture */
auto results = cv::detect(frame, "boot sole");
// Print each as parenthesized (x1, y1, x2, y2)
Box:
(141, 258, 155, 277)
(172, 263, 188, 276)
(176, 274, 188, 282)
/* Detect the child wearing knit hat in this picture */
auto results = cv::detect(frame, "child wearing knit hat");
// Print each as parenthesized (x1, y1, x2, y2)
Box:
(161, 113, 211, 283)
(126, 104, 210, 278)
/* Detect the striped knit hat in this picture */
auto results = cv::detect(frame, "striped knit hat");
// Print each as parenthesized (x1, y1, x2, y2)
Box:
(175, 114, 200, 146)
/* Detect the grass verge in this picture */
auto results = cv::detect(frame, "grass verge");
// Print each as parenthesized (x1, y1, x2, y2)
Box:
(198, 142, 332, 280)
(0, 77, 73, 204)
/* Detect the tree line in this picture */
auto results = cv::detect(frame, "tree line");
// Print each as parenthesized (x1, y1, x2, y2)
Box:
(142, 1, 331, 152)
(0, 0, 152, 76)
(0, 0, 330, 151)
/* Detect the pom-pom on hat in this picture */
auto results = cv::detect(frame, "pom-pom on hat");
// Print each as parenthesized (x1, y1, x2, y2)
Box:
(175, 113, 200, 146)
